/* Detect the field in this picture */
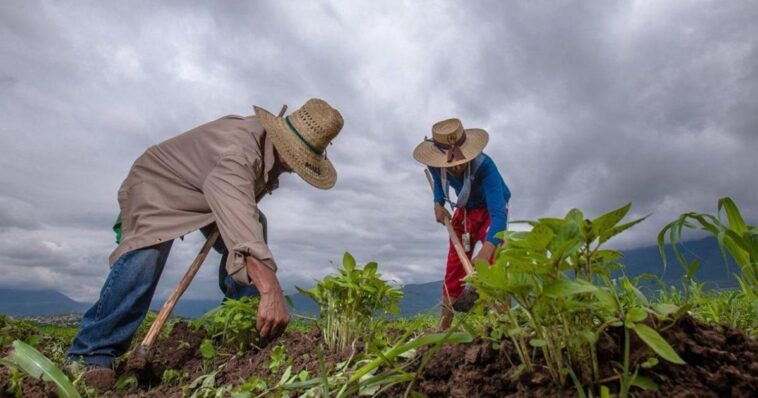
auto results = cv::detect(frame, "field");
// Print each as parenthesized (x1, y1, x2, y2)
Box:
(1, 198, 757, 397)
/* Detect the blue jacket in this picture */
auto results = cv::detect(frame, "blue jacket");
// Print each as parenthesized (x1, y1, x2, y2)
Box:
(429, 153, 511, 245)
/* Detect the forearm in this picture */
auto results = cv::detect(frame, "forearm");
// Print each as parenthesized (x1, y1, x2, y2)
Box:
(245, 256, 281, 295)
(474, 241, 497, 264)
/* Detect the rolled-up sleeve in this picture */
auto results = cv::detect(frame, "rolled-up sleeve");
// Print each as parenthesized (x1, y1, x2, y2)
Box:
(203, 153, 276, 285)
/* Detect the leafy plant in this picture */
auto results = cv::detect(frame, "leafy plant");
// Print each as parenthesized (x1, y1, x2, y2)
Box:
(195, 296, 261, 353)
(659, 196, 758, 330)
(162, 368, 187, 386)
(468, 203, 684, 396)
(298, 252, 404, 353)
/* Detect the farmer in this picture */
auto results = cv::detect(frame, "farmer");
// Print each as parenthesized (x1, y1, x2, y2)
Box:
(67, 98, 344, 389)
(413, 118, 511, 330)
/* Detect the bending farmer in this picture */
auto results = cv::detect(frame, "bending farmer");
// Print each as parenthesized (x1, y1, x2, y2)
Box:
(412, 118, 511, 330)
(67, 98, 344, 389)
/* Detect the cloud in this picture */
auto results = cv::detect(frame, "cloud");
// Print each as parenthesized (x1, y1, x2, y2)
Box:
(0, 1, 756, 302)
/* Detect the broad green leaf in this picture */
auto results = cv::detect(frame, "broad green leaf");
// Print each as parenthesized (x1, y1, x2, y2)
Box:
(343, 252, 356, 270)
(625, 307, 647, 323)
(543, 279, 597, 297)
(364, 261, 378, 274)
(565, 208, 584, 225)
(631, 323, 685, 364)
(523, 223, 554, 250)
(599, 215, 648, 244)
(592, 203, 631, 236)
(631, 373, 659, 391)
(593, 288, 619, 312)
(8, 340, 81, 398)
(537, 217, 565, 233)
(600, 385, 611, 398)
(652, 303, 679, 317)
(594, 249, 623, 262)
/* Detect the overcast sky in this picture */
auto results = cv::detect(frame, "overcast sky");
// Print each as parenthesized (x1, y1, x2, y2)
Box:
(1, 1, 756, 304)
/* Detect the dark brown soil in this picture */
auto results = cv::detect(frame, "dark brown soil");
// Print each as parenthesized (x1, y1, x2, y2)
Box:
(407, 315, 757, 397)
(2, 315, 756, 397)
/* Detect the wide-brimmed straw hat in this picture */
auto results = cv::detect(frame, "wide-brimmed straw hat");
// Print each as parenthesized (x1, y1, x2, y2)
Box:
(255, 98, 343, 189)
(413, 118, 489, 168)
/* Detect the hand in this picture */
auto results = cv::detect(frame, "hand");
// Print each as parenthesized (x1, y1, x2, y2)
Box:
(434, 203, 451, 225)
(256, 288, 289, 339)
(472, 241, 496, 265)
(246, 257, 290, 339)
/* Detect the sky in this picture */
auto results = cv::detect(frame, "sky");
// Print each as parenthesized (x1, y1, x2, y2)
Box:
(1, 1, 756, 303)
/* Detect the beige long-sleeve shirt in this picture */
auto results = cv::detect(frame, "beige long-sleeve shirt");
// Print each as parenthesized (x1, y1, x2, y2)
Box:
(110, 115, 278, 284)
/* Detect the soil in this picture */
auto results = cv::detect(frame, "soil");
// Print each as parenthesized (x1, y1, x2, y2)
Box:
(2, 315, 756, 397)
(407, 315, 758, 397)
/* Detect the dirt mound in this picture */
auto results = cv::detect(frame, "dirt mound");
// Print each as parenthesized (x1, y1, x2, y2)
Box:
(411, 315, 757, 397)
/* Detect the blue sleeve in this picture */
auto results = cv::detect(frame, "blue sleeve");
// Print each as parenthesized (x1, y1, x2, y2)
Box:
(429, 167, 445, 205)
(480, 159, 510, 245)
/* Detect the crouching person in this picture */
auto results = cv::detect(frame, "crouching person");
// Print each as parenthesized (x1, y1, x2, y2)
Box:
(67, 99, 345, 390)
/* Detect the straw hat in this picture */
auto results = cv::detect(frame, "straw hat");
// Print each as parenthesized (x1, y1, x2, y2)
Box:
(413, 118, 489, 168)
(255, 98, 343, 189)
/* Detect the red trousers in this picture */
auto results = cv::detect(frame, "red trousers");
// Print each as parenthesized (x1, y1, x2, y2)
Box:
(443, 207, 491, 298)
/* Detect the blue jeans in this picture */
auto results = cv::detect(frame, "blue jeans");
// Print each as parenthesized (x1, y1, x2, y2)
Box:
(68, 221, 263, 368)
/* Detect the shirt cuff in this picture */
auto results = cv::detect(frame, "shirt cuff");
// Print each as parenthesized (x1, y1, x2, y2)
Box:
(226, 241, 278, 285)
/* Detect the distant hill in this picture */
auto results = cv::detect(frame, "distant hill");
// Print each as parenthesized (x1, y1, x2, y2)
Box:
(0, 289, 89, 316)
(0, 236, 741, 318)
(619, 236, 737, 290)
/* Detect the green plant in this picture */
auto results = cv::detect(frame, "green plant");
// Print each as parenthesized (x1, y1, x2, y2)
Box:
(200, 339, 216, 360)
(659, 196, 758, 331)
(195, 296, 261, 353)
(468, 203, 685, 396)
(298, 252, 403, 353)
(183, 367, 232, 398)
(267, 344, 289, 373)
(0, 362, 25, 398)
(114, 374, 138, 391)
(2, 340, 81, 398)
(162, 368, 187, 386)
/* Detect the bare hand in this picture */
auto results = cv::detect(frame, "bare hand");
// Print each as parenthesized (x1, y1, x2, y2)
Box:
(246, 257, 290, 339)
(472, 241, 497, 265)
(256, 288, 289, 339)
(434, 203, 452, 225)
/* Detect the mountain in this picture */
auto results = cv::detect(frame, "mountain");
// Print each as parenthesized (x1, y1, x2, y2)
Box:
(618, 235, 737, 289)
(0, 289, 90, 317)
(0, 236, 741, 318)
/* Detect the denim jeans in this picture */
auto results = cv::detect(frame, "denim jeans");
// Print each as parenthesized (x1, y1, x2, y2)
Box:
(68, 216, 265, 368)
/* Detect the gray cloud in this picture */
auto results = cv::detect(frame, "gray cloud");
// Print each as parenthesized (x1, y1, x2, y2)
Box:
(0, 1, 756, 303)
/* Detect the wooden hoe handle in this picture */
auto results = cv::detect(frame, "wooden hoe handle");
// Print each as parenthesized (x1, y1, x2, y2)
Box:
(141, 228, 220, 348)
(424, 169, 475, 276)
